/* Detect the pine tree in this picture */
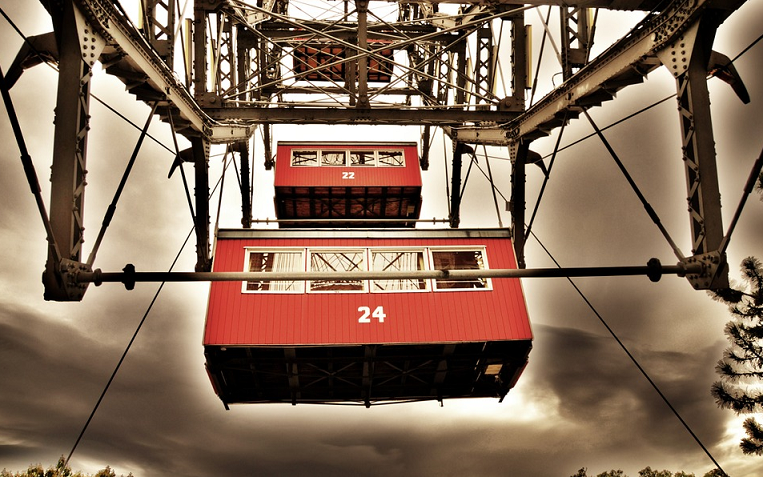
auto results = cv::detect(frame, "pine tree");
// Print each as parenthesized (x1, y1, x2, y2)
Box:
(711, 256, 763, 456)
(566, 467, 726, 477)
(0, 458, 132, 477)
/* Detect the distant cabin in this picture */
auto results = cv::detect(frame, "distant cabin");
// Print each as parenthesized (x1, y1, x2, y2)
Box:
(204, 228, 533, 407)
(293, 41, 394, 83)
(273, 142, 422, 227)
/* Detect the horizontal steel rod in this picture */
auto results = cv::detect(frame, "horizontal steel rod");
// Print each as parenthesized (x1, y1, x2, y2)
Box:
(204, 107, 521, 125)
(248, 218, 449, 224)
(79, 261, 703, 288)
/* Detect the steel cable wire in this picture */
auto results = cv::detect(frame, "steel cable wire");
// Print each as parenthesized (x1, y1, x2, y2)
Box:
(65, 156, 235, 465)
(470, 153, 727, 473)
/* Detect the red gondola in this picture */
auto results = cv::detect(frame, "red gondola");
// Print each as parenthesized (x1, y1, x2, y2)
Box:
(203, 228, 532, 407)
(273, 142, 422, 227)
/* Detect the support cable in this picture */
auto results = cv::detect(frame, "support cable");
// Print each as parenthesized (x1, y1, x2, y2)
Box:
(527, 228, 727, 475)
(718, 143, 763, 256)
(214, 149, 231, 234)
(541, 95, 675, 161)
(494, 18, 507, 100)
(459, 148, 476, 201)
(87, 102, 159, 267)
(0, 8, 173, 156)
(468, 160, 727, 474)
(529, 6, 552, 106)
(525, 111, 568, 242)
(471, 159, 509, 204)
(91, 95, 175, 154)
(585, 8, 599, 65)
(481, 145, 504, 228)
(443, 133, 451, 217)
(167, 110, 196, 222)
(533, 6, 562, 70)
(66, 157, 233, 466)
(231, 146, 243, 191)
(66, 227, 194, 467)
(583, 109, 686, 261)
(0, 64, 62, 263)
(476, 94, 677, 166)
(726, 32, 763, 66)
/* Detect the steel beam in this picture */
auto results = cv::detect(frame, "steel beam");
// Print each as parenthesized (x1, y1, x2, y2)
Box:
(474, 25, 494, 107)
(43, 1, 99, 301)
(420, 125, 431, 170)
(232, 140, 252, 228)
(191, 137, 212, 272)
(205, 107, 520, 125)
(216, 14, 237, 100)
(193, 0, 209, 103)
(510, 140, 529, 269)
(432, 344, 456, 401)
(450, 142, 467, 228)
(72, 0, 249, 142)
(669, 21, 724, 257)
(262, 124, 274, 169)
(284, 348, 301, 405)
(356, 0, 370, 109)
(141, 0, 176, 68)
(449, 0, 745, 146)
(659, 16, 728, 288)
(560, 6, 593, 80)
(507, 10, 527, 110)
(409, 0, 658, 7)
(362, 345, 376, 408)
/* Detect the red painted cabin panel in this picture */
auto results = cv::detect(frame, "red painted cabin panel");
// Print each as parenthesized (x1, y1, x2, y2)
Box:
(204, 229, 532, 407)
(273, 142, 422, 227)
(293, 42, 394, 82)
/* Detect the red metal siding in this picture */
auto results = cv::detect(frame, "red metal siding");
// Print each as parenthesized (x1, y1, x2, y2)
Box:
(204, 234, 532, 347)
(293, 43, 394, 82)
(273, 142, 422, 188)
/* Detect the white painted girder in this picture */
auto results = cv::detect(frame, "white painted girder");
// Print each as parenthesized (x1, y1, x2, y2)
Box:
(451, 0, 748, 146)
(74, 0, 251, 143)
(405, 0, 661, 9)
(71, 0, 746, 146)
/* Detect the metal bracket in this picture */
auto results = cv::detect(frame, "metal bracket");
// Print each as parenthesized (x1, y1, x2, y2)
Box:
(655, 22, 700, 79)
(680, 251, 728, 290)
(72, 4, 107, 70)
(43, 258, 91, 301)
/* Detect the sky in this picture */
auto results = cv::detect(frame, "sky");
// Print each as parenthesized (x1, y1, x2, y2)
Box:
(1, 1, 762, 476)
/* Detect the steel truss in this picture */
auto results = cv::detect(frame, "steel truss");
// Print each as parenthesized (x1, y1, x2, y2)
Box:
(204, 340, 532, 407)
(5, 0, 752, 299)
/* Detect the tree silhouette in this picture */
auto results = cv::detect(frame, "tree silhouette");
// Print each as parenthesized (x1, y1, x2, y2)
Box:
(711, 257, 763, 456)
(0, 457, 132, 477)
(567, 467, 726, 477)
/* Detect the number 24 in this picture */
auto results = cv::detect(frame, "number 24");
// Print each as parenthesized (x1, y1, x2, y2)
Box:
(358, 306, 386, 323)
